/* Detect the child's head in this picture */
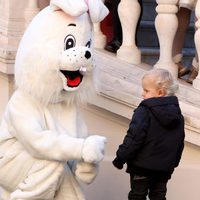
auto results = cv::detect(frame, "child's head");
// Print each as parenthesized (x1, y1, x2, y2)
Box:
(142, 68, 178, 99)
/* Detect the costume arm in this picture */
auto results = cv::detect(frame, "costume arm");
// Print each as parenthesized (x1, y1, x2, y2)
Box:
(7, 93, 84, 162)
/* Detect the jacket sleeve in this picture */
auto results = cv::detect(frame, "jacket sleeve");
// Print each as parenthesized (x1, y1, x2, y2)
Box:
(114, 106, 149, 165)
(175, 142, 184, 167)
(175, 115, 185, 167)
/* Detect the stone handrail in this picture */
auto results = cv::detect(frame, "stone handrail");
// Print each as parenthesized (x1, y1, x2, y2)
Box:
(94, 0, 200, 90)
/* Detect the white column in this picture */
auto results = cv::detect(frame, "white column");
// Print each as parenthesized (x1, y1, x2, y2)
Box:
(93, 23, 107, 49)
(93, 0, 107, 49)
(154, 0, 179, 78)
(117, 0, 141, 64)
(193, 0, 200, 90)
(25, 0, 40, 27)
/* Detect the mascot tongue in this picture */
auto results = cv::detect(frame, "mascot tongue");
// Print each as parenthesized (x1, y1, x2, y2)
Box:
(61, 70, 83, 87)
(66, 75, 81, 87)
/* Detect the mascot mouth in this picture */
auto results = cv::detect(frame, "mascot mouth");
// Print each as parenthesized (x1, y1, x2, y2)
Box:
(60, 70, 83, 88)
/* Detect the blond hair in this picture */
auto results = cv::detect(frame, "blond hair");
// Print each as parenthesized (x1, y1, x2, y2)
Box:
(142, 68, 179, 96)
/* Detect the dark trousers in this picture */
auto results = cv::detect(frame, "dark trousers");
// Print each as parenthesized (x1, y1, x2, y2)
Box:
(128, 174, 168, 200)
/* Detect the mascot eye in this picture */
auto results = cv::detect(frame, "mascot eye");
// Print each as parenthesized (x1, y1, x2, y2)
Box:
(86, 40, 91, 48)
(64, 35, 76, 50)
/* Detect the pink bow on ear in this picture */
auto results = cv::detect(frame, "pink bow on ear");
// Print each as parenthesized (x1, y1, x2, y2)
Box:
(50, 0, 109, 23)
(50, 0, 88, 16)
(85, 0, 109, 23)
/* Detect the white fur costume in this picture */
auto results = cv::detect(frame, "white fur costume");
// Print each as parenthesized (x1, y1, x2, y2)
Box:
(0, 0, 108, 199)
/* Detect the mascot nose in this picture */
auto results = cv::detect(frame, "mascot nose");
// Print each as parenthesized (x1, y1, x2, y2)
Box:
(85, 50, 91, 59)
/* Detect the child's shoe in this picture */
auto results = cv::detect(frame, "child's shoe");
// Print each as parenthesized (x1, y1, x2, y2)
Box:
(173, 54, 190, 78)
(105, 39, 122, 53)
(187, 67, 198, 84)
(178, 62, 190, 78)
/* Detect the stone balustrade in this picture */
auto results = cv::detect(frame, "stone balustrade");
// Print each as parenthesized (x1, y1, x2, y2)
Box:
(117, 0, 141, 64)
(154, 0, 179, 78)
(105, 0, 180, 78)
(93, 0, 200, 89)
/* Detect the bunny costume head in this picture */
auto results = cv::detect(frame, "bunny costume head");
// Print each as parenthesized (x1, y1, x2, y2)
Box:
(15, 0, 108, 104)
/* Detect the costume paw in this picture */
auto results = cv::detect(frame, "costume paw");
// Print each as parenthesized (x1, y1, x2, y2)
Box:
(82, 135, 106, 164)
(74, 161, 99, 184)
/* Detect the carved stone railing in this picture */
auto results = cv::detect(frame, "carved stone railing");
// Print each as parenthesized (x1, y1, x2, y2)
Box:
(93, 0, 107, 49)
(93, 0, 142, 64)
(93, 23, 107, 49)
(117, 0, 141, 65)
(112, 0, 179, 77)
(94, 0, 200, 90)
(154, 0, 179, 78)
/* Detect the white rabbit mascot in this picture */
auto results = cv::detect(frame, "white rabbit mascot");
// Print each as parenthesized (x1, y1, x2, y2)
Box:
(0, 0, 108, 199)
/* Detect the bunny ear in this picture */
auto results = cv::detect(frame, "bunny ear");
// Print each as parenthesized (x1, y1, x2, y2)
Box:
(86, 0, 109, 23)
(50, 0, 88, 16)
(50, 0, 109, 22)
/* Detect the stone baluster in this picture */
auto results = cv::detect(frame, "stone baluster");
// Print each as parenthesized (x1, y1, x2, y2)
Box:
(25, 0, 40, 27)
(93, 23, 107, 49)
(93, 0, 107, 49)
(193, 0, 200, 90)
(154, 0, 178, 78)
(117, 0, 141, 64)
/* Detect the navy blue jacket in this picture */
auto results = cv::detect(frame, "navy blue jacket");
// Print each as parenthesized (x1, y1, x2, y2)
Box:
(113, 96, 185, 180)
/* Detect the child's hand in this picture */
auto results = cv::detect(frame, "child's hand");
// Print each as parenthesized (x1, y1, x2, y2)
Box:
(82, 135, 107, 164)
(112, 157, 124, 170)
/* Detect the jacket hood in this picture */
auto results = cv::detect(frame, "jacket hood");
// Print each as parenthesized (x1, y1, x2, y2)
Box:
(140, 96, 182, 128)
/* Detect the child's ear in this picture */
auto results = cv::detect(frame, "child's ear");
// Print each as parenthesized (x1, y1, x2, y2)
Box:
(158, 89, 165, 97)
